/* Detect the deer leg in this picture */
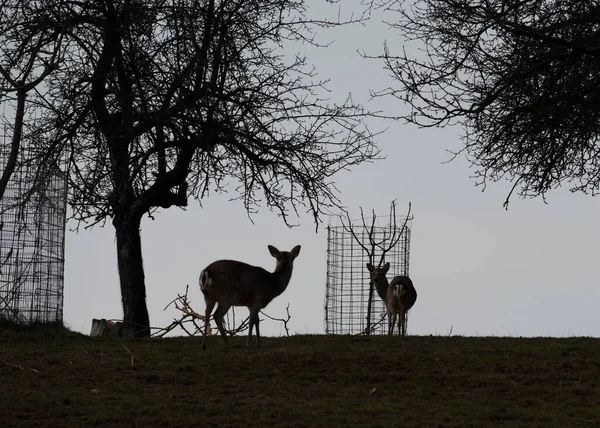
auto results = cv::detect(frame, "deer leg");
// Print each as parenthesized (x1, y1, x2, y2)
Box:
(213, 304, 231, 346)
(398, 311, 403, 337)
(247, 308, 260, 347)
(202, 299, 216, 350)
(254, 312, 262, 347)
(400, 307, 406, 336)
(247, 309, 254, 346)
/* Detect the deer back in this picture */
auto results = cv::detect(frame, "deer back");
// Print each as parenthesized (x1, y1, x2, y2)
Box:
(201, 260, 279, 308)
(388, 275, 417, 311)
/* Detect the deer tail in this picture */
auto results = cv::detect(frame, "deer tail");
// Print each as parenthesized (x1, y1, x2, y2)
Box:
(199, 269, 211, 293)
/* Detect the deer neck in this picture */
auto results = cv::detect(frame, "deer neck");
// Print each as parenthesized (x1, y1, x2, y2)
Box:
(271, 263, 294, 295)
(373, 276, 389, 301)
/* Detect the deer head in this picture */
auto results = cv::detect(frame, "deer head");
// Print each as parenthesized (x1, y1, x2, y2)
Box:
(366, 262, 390, 301)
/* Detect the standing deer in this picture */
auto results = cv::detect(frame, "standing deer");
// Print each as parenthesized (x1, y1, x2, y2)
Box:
(366, 262, 417, 336)
(199, 245, 301, 349)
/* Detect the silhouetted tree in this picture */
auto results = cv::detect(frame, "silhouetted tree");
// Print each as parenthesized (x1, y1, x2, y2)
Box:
(22, 0, 380, 336)
(371, 0, 600, 206)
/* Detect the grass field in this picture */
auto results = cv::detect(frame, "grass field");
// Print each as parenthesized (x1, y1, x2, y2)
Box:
(1, 327, 598, 427)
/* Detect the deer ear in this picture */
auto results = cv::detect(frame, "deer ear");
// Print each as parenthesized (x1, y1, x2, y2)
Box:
(291, 245, 301, 259)
(366, 263, 374, 272)
(383, 262, 390, 273)
(268, 245, 280, 258)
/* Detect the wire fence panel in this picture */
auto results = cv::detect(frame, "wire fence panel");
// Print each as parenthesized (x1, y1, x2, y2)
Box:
(0, 129, 67, 326)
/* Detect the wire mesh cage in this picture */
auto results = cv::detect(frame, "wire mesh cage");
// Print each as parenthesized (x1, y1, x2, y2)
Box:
(0, 129, 68, 326)
(324, 212, 412, 335)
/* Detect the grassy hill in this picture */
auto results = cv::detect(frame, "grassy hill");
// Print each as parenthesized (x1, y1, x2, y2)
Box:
(1, 327, 598, 427)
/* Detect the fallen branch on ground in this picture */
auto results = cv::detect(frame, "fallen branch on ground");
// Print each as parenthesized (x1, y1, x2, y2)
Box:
(1, 360, 38, 373)
(155, 286, 294, 338)
(152, 285, 209, 338)
(122, 344, 136, 366)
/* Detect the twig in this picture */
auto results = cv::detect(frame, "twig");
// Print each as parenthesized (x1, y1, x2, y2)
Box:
(151, 321, 179, 338)
(152, 284, 211, 338)
(1, 360, 38, 373)
(260, 303, 292, 337)
(224, 310, 250, 336)
(121, 343, 136, 366)
(357, 313, 387, 336)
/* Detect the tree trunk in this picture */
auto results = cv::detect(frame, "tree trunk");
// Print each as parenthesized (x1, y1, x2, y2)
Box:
(365, 282, 374, 335)
(0, 89, 26, 199)
(114, 215, 150, 337)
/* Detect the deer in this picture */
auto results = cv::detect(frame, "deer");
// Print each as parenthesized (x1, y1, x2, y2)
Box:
(199, 244, 301, 349)
(366, 262, 417, 336)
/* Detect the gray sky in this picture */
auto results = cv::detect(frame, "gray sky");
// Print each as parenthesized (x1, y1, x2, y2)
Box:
(62, 2, 599, 338)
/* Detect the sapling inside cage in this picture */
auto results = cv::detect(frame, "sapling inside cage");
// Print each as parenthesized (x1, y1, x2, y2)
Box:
(324, 201, 413, 335)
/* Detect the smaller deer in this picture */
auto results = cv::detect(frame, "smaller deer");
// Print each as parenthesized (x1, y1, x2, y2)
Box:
(199, 245, 301, 349)
(366, 262, 417, 336)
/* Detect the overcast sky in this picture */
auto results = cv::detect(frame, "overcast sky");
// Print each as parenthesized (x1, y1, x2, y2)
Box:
(62, 2, 599, 338)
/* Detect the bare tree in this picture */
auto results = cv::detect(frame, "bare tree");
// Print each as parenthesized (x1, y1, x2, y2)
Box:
(369, 0, 600, 207)
(20, 0, 381, 336)
(339, 200, 411, 334)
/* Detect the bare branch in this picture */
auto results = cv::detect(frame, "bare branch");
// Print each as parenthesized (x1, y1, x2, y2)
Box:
(260, 303, 292, 337)
(153, 285, 209, 338)
(370, 0, 600, 205)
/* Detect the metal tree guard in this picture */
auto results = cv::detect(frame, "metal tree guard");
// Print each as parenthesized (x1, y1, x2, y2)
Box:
(0, 129, 68, 326)
(324, 212, 412, 335)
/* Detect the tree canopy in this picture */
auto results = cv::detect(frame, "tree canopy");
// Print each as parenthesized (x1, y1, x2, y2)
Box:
(0, 0, 62, 201)
(373, 0, 600, 206)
